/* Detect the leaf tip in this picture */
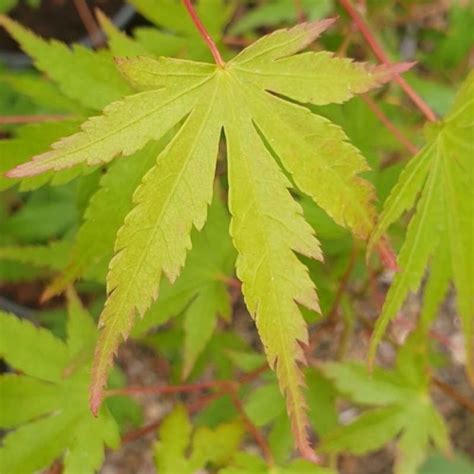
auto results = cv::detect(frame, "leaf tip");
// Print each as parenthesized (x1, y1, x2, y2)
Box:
(90, 358, 108, 417)
(94, 7, 107, 24)
(0, 14, 11, 28)
(299, 444, 321, 464)
(306, 16, 337, 37)
(89, 386, 103, 418)
(376, 239, 399, 272)
(40, 285, 59, 304)
(5, 160, 45, 178)
(374, 61, 416, 84)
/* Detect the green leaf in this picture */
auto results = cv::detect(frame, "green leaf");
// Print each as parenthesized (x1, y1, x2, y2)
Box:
(189, 421, 244, 467)
(219, 452, 335, 474)
(5, 20, 401, 449)
(369, 71, 474, 380)
(0, 312, 68, 382)
(154, 405, 244, 473)
(129, 0, 232, 39)
(45, 140, 165, 298)
(96, 10, 152, 57)
(321, 357, 451, 473)
(305, 368, 338, 437)
(1, 186, 79, 243)
(1, 73, 83, 113)
(396, 400, 451, 474)
(322, 361, 413, 406)
(0, 120, 83, 191)
(154, 405, 193, 474)
(180, 195, 235, 377)
(0, 240, 71, 271)
(244, 383, 286, 427)
(0, 16, 132, 110)
(419, 452, 474, 474)
(0, 375, 59, 428)
(322, 405, 405, 454)
(126, 1, 234, 62)
(0, 0, 17, 14)
(0, 301, 119, 474)
(90, 93, 223, 412)
(230, 0, 332, 35)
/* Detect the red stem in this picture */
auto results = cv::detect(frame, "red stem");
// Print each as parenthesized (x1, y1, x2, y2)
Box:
(73, 0, 101, 46)
(182, 0, 225, 67)
(337, 0, 437, 122)
(0, 114, 69, 125)
(229, 390, 275, 465)
(105, 379, 232, 398)
(361, 95, 419, 155)
(294, 0, 306, 22)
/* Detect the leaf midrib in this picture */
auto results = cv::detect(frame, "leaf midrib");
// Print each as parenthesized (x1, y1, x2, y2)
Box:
(225, 74, 307, 435)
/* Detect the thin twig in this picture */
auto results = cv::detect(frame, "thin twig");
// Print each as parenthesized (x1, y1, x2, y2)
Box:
(73, 0, 101, 45)
(328, 245, 360, 324)
(116, 377, 274, 464)
(228, 388, 274, 465)
(293, 0, 306, 22)
(182, 0, 225, 67)
(359, 309, 474, 415)
(105, 379, 233, 398)
(121, 418, 163, 444)
(238, 362, 269, 384)
(0, 114, 69, 125)
(337, 0, 437, 122)
(432, 377, 474, 414)
(361, 95, 419, 155)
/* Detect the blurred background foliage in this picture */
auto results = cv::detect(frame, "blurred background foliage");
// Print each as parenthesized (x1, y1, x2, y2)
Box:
(0, 1, 473, 473)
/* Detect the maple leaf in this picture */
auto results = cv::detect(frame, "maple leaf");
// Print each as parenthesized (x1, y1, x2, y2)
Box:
(0, 240, 71, 271)
(0, 290, 119, 474)
(320, 336, 451, 474)
(128, 0, 234, 60)
(0, 120, 83, 191)
(219, 452, 334, 474)
(0, 15, 132, 110)
(153, 404, 244, 473)
(4, 19, 407, 451)
(368, 71, 474, 381)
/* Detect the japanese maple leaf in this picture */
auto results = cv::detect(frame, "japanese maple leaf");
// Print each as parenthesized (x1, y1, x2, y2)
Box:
(368, 71, 474, 381)
(0, 291, 119, 474)
(4, 18, 407, 453)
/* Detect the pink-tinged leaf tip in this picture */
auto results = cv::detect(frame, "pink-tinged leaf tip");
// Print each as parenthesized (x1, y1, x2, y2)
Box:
(89, 383, 103, 417)
(374, 61, 416, 84)
(5, 160, 49, 179)
(300, 445, 321, 464)
(306, 16, 337, 35)
(377, 239, 399, 272)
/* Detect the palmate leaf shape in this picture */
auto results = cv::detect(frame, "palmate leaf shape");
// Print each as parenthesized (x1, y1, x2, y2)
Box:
(5, 19, 405, 451)
(0, 291, 119, 474)
(368, 71, 474, 381)
(153, 404, 244, 473)
(321, 335, 451, 474)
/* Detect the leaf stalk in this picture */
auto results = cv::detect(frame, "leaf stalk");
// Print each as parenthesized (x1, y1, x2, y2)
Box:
(337, 0, 437, 122)
(182, 0, 225, 67)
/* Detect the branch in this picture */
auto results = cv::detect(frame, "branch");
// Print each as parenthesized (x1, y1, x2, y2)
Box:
(432, 377, 474, 414)
(73, 0, 101, 46)
(105, 379, 232, 398)
(0, 114, 69, 125)
(361, 95, 419, 155)
(337, 0, 437, 122)
(182, 0, 225, 67)
(108, 376, 274, 463)
(294, 0, 306, 22)
(228, 388, 274, 465)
